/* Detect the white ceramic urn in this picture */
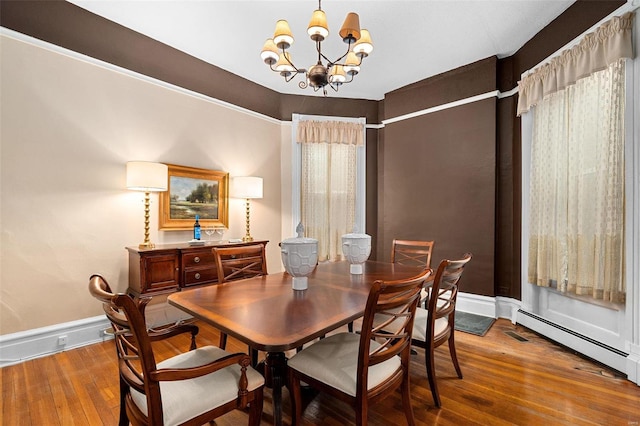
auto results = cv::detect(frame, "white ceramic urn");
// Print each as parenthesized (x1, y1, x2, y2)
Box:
(341, 231, 372, 274)
(280, 223, 318, 290)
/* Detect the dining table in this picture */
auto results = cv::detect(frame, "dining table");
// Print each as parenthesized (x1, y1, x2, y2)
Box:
(167, 259, 426, 426)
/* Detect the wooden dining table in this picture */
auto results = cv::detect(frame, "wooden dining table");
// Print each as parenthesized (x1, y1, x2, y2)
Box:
(168, 260, 425, 426)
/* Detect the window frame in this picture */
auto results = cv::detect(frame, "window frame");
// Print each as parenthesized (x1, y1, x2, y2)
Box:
(291, 114, 366, 237)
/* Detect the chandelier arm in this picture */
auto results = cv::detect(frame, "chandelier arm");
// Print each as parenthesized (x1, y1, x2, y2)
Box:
(278, 47, 307, 74)
(270, 60, 305, 83)
(323, 40, 354, 67)
(283, 73, 296, 83)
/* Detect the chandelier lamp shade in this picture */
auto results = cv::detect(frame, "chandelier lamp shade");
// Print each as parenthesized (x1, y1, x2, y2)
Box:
(260, 0, 373, 95)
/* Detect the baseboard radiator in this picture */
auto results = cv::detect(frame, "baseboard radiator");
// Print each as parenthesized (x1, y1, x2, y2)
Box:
(517, 309, 629, 375)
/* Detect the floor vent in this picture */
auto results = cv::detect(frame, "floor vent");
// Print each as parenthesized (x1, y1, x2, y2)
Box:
(505, 331, 529, 342)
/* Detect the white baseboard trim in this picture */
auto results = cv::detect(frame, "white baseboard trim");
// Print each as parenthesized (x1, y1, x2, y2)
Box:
(0, 300, 194, 368)
(496, 296, 522, 323)
(0, 315, 112, 368)
(456, 292, 522, 324)
(517, 309, 633, 380)
(627, 343, 640, 385)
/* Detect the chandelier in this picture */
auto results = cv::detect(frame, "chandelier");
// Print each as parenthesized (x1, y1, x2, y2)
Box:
(260, 0, 373, 95)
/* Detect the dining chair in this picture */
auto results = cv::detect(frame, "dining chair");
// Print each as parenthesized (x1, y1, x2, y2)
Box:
(391, 239, 435, 308)
(88, 274, 200, 426)
(89, 274, 265, 426)
(212, 244, 268, 364)
(287, 268, 432, 426)
(410, 253, 472, 407)
(391, 239, 435, 268)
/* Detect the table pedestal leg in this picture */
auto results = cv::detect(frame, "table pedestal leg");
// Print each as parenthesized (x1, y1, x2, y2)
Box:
(264, 351, 287, 426)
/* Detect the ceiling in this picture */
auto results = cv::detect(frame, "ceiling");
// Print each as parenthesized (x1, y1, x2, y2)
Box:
(67, 0, 575, 100)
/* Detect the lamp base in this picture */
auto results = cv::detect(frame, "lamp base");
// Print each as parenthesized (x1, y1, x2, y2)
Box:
(242, 235, 254, 242)
(139, 241, 155, 249)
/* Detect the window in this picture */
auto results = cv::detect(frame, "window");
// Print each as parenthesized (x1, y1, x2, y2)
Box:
(292, 115, 366, 261)
(527, 60, 626, 303)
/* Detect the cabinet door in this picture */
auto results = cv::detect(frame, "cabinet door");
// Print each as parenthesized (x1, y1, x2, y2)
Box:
(140, 253, 179, 293)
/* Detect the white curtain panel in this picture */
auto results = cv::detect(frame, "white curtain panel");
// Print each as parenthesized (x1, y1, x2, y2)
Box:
(528, 59, 626, 303)
(297, 120, 362, 261)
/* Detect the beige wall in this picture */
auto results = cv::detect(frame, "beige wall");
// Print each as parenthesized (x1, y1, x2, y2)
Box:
(0, 35, 286, 335)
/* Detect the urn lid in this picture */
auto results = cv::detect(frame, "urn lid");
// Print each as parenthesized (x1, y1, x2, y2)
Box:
(342, 226, 371, 240)
(342, 233, 371, 239)
(281, 223, 318, 245)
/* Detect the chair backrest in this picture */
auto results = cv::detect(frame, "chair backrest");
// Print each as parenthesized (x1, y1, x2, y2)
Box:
(213, 244, 268, 283)
(357, 268, 432, 392)
(88, 274, 133, 330)
(88, 275, 163, 423)
(426, 253, 473, 332)
(391, 239, 435, 269)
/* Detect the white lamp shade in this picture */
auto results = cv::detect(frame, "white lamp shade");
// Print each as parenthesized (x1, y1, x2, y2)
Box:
(275, 52, 295, 73)
(233, 176, 263, 199)
(261, 38, 280, 65)
(353, 29, 373, 56)
(126, 161, 168, 192)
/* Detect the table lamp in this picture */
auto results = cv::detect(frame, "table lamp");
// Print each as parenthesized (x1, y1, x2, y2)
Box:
(232, 176, 263, 242)
(126, 161, 168, 249)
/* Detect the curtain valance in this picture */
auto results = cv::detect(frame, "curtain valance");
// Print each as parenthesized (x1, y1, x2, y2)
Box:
(296, 120, 364, 146)
(517, 11, 634, 116)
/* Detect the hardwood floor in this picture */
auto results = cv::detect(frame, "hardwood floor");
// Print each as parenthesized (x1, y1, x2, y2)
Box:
(3, 319, 639, 425)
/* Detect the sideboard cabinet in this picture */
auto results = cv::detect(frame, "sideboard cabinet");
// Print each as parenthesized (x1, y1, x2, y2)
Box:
(126, 240, 269, 297)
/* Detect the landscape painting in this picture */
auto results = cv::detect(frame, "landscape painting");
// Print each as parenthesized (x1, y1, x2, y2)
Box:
(159, 164, 229, 230)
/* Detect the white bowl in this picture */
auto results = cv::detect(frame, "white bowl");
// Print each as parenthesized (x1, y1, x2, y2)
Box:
(341, 233, 371, 274)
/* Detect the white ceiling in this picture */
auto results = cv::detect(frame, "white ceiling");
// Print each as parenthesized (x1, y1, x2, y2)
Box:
(67, 0, 575, 100)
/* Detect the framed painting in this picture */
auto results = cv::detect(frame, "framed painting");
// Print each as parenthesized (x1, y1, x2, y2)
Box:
(159, 164, 229, 230)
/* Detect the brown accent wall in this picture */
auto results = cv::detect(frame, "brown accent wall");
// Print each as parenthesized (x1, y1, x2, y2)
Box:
(280, 94, 378, 123)
(365, 128, 379, 259)
(384, 57, 498, 119)
(381, 97, 497, 296)
(496, 96, 521, 299)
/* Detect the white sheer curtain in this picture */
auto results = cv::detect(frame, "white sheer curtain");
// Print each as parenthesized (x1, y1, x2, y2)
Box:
(528, 60, 626, 302)
(297, 120, 363, 261)
(523, 12, 634, 304)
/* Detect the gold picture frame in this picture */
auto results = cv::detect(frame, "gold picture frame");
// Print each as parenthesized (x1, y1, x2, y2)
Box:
(159, 164, 229, 230)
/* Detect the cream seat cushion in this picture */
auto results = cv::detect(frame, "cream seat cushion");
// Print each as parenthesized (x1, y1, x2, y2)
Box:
(410, 307, 449, 342)
(373, 305, 448, 340)
(287, 332, 401, 397)
(129, 345, 264, 426)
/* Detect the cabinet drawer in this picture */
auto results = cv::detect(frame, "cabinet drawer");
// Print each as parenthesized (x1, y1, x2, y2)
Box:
(183, 268, 218, 287)
(182, 251, 216, 268)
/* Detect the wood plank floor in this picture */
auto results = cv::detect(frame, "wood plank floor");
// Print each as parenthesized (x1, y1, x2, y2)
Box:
(3, 319, 639, 425)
